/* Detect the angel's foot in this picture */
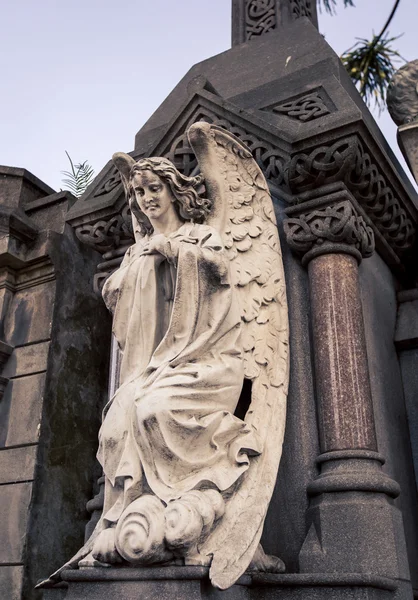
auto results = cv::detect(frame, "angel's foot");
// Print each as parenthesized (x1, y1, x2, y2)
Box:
(91, 529, 124, 565)
(248, 544, 286, 573)
(164, 489, 225, 555)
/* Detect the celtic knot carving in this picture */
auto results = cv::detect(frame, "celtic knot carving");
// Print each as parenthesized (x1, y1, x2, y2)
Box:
(284, 201, 374, 264)
(286, 136, 415, 252)
(290, 0, 313, 18)
(75, 204, 134, 253)
(164, 110, 286, 189)
(93, 166, 122, 198)
(73, 111, 415, 262)
(245, 0, 277, 40)
(270, 92, 330, 122)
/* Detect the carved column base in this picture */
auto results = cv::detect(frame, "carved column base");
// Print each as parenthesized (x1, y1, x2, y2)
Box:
(299, 451, 410, 595)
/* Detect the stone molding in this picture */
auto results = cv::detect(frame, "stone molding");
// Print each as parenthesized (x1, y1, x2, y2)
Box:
(71, 103, 416, 276)
(284, 200, 374, 264)
(285, 136, 415, 254)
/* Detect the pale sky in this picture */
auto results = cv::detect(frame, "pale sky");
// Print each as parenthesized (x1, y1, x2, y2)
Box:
(1, 0, 417, 191)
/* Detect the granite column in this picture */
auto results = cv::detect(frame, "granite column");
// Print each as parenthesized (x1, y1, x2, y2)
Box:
(284, 195, 410, 593)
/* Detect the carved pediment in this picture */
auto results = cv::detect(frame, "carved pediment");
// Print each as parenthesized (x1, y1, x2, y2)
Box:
(66, 79, 418, 286)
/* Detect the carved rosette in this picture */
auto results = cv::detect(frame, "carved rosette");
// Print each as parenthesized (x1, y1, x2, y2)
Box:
(284, 201, 374, 264)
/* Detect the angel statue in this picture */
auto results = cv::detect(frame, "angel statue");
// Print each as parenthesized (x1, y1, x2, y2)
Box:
(39, 122, 289, 591)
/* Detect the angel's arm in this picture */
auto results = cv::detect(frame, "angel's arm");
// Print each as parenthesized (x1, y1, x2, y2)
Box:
(146, 226, 228, 281)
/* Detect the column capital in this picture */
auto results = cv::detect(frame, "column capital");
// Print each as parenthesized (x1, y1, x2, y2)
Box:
(284, 198, 374, 265)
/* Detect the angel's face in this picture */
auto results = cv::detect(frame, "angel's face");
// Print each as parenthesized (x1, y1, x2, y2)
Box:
(131, 170, 177, 224)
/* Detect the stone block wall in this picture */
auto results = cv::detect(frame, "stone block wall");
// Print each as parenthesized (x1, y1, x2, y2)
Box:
(0, 168, 111, 599)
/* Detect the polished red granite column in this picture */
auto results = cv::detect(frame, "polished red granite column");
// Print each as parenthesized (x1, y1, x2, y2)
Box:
(308, 252, 377, 453)
(284, 197, 408, 585)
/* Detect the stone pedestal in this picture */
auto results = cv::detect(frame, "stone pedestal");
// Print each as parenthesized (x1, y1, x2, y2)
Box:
(41, 567, 398, 600)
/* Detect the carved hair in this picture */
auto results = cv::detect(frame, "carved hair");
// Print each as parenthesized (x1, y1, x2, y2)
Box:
(128, 157, 211, 236)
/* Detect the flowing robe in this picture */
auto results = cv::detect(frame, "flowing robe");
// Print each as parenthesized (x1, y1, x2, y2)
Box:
(100, 222, 260, 524)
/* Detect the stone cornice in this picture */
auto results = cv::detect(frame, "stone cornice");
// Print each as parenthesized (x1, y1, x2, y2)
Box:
(66, 92, 418, 277)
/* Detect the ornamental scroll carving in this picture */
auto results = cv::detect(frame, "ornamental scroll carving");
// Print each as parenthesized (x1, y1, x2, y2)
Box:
(245, 0, 277, 40)
(269, 92, 330, 122)
(284, 201, 374, 264)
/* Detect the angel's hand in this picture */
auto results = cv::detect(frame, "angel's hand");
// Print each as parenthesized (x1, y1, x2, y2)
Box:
(173, 235, 199, 245)
(140, 234, 168, 256)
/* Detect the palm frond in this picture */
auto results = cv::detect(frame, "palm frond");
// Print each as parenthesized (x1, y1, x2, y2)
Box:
(61, 152, 95, 198)
(341, 33, 404, 111)
(318, 0, 355, 15)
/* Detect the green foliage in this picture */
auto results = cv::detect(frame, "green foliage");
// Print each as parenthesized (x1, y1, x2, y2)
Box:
(61, 151, 95, 198)
(341, 33, 404, 111)
(319, 0, 404, 111)
(318, 0, 354, 15)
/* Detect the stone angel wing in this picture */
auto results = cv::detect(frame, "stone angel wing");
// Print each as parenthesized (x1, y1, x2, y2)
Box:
(188, 122, 289, 589)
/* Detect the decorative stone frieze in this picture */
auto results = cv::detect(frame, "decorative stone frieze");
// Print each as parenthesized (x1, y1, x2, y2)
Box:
(75, 205, 133, 253)
(71, 103, 415, 287)
(245, 0, 277, 40)
(232, 0, 318, 46)
(266, 91, 331, 122)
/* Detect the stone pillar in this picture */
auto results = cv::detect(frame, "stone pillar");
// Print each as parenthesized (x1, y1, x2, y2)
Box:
(232, 0, 318, 46)
(284, 195, 411, 597)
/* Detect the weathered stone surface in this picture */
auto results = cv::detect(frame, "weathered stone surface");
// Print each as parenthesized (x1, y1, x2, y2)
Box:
(20, 229, 111, 600)
(387, 59, 418, 127)
(359, 254, 418, 588)
(397, 121, 418, 185)
(0, 444, 37, 484)
(0, 482, 32, 562)
(3, 282, 55, 347)
(0, 566, 24, 600)
(57, 568, 397, 600)
(0, 166, 55, 208)
(25, 192, 76, 235)
(3, 341, 49, 379)
(0, 373, 46, 447)
(398, 349, 418, 489)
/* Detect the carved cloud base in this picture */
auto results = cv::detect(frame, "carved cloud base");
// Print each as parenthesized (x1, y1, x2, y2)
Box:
(42, 568, 400, 600)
